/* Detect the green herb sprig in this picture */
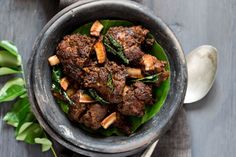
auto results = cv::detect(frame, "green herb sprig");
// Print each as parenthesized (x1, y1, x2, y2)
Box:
(130, 74, 159, 83)
(0, 41, 57, 156)
(107, 73, 114, 91)
(104, 35, 129, 64)
(51, 66, 74, 106)
(88, 89, 109, 105)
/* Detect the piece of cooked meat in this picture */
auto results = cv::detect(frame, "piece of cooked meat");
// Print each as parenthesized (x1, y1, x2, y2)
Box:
(68, 103, 87, 122)
(118, 82, 153, 117)
(140, 54, 167, 75)
(133, 81, 153, 105)
(56, 34, 96, 80)
(79, 104, 108, 130)
(83, 61, 127, 104)
(113, 112, 132, 135)
(140, 54, 170, 86)
(107, 26, 149, 63)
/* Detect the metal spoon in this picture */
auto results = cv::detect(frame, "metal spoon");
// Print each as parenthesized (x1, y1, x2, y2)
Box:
(141, 45, 218, 157)
(184, 45, 218, 103)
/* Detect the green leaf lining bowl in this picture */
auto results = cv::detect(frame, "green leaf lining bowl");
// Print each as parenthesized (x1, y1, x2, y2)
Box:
(26, 0, 187, 156)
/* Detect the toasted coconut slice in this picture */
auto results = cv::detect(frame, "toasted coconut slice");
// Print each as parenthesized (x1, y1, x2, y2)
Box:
(66, 88, 77, 98)
(60, 77, 69, 90)
(90, 20, 104, 37)
(127, 68, 143, 78)
(79, 91, 95, 103)
(123, 86, 130, 96)
(101, 112, 117, 129)
(94, 40, 106, 64)
(48, 55, 60, 66)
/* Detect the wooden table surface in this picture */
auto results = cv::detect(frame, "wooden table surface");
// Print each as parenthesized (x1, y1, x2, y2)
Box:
(0, 0, 235, 157)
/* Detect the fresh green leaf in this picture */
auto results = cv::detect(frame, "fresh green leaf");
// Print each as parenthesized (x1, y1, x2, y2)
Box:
(88, 89, 109, 105)
(0, 40, 55, 155)
(15, 112, 36, 136)
(131, 74, 159, 83)
(3, 97, 30, 127)
(56, 100, 69, 114)
(73, 20, 133, 35)
(0, 50, 21, 67)
(104, 35, 129, 64)
(0, 40, 18, 57)
(103, 37, 117, 55)
(107, 35, 123, 52)
(35, 138, 52, 152)
(0, 67, 22, 76)
(17, 122, 33, 137)
(0, 41, 21, 65)
(0, 78, 26, 103)
(16, 122, 44, 144)
(19, 92, 27, 98)
(107, 73, 114, 91)
(51, 66, 74, 105)
(100, 20, 133, 34)
(73, 22, 93, 35)
(52, 66, 62, 83)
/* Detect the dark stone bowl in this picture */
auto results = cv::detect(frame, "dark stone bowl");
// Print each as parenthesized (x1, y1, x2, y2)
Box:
(26, 0, 187, 156)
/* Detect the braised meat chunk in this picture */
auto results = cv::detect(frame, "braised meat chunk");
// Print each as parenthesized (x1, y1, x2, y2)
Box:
(107, 26, 149, 63)
(68, 103, 107, 130)
(140, 54, 170, 86)
(56, 34, 96, 80)
(118, 82, 153, 117)
(83, 61, 127, 103)
(113, 113, 132, 135)
(80, 104, 108, 130)
(68, 103, 87, 122)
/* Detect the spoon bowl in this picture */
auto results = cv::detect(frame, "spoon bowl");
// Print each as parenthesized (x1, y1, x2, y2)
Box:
(184, 45, 218, 104)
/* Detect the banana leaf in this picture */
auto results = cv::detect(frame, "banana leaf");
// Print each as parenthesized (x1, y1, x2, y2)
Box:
(57, 20, 170, 136)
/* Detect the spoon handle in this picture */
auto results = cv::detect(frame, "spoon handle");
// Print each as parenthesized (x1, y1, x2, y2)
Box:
(140, 140, 158, 157)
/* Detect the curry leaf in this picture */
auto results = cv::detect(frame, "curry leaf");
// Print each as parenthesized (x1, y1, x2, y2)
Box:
(51, 66, 74, 105)
(0, 50, 21, 67)
(56, 100, 69, 114)
(15, 112, 36, 136)
(0, 67, 22, 76)
(0, 40, 56, 156)
(3, 97, 30, 127)
(131, 74, 159, 83)
(52, 66, 62, 83)
(104, 35, 129, 64)
(35, 138, 52, 152)
(88, 89, 109, 105)
(0, 78, 26, 103)
(0, 40, 21, 65)
(107, 73, 114, 91)
(16, 122, 44, 144)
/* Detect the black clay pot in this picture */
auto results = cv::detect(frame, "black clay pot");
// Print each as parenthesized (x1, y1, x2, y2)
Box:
(26, 0, 187, 156)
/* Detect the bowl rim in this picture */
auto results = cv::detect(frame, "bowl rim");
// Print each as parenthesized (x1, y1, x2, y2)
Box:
(26, 0, 187, 156)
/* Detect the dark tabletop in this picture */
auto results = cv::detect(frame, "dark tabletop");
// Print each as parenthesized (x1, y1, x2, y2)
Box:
(0, 0, 235, 157)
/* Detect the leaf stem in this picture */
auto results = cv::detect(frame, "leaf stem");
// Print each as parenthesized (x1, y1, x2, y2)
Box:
(50, 146, 58, 157)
